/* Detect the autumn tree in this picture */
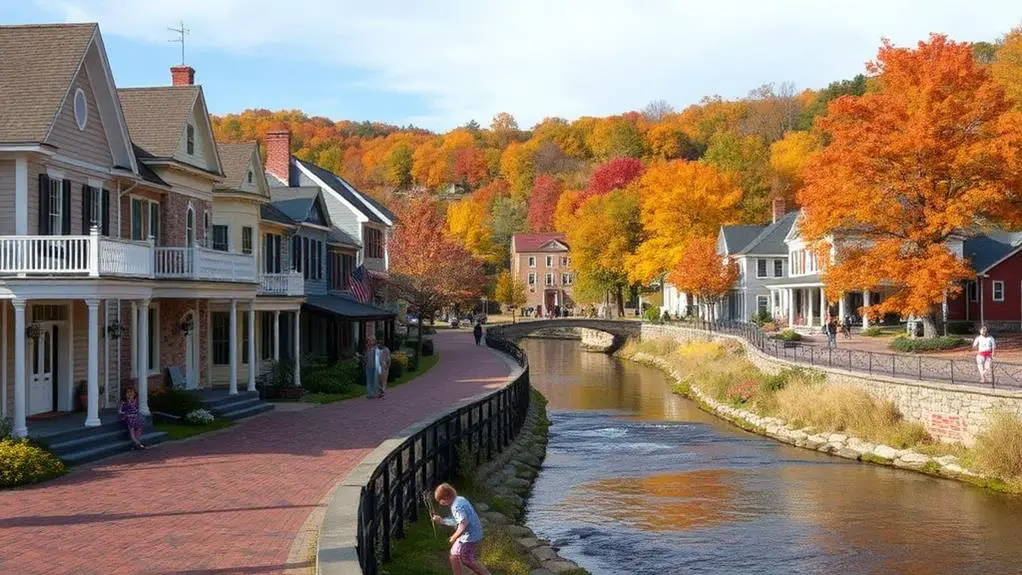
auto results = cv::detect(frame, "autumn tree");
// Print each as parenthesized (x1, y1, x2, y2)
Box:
(385, 142, 414, 188)
(447, 198, 499, 264)
(642, 99, 676, 121)
(799, 34, 1022, 337)
(490, 196, 529, 264)
(703, 131, 771, 221)
(493, 270, 527, 322)
(992, 27, 1022, 108)
(584, 157, 644, 199)
(527, 175, 563, 233)
(553, 189, 585, 232)
(667, 236, 740, 322)
(500, 142, 537, 197)
(391, 195, 485, 366)
(629, 161, 743, 284)
(768, 130, 821, 202)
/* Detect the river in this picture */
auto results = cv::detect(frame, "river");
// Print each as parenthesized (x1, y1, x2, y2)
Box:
(520, 338, 1022, 575)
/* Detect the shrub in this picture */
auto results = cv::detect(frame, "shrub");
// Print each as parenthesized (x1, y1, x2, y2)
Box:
(642, 304, 662, 323)
(725, 380, 758, 405)
(752, 309, 772, 325)
(947, 321, 975, 335)
(407, 338, 436, 356)
(0, 417, 11, 440)
(303, 359, 361, 394)
(148, 388, 203, 417)
(862, 327, 884, 337)
(889, 335, 966, 353)
(0, 439, 65, 487)
(775, 329, 802, 342)
(973, 411, 1022, 480)
(388, 351, 409, 381)
(184, 408, 215, 425)
(661, 310, 671, 322)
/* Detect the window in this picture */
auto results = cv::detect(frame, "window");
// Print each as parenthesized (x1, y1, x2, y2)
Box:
(247, 170, 253, 184)
(147, 306, 158, 374)
(993, 281, 1005, 302)
(303, 237, 310, 279)
(757, 295, 769, 313)
(562, 273, 573, 285)
(212, 312, 230, 365)
(186, 124, 195, 155)
(756, 259, 768, 278)
(264, 233, 282, 273)
(291, 236, 302, 273)
(73, 88, 88, 130)
(774, 259, 783, 278)
(528, 256, 536, 268)
(260, 312, 273, 360)
(186, 207, 195, 245)
(242, 313, 250, 364)
(528, 273, 536, 285)
(546, 256, 553, 267)
(967, 281, 978, 302)
(545, 273, 554, 286)
(131, 198, 144, 240)
(561, 257, 569, 267)
(364, 227, 384, 259)
(48, 178, 63, 236)
(203, 212, 211, 246)
(148, 202, 160, 244)
(342, 253, 354, 287)
(241, 227, 253, 255)
(212, 225, 229, 251)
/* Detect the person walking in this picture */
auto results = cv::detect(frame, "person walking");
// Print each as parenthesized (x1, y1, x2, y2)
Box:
(364, 335, 379, 399)
(473, 321, 483, 346)
(373, 333, 391, 398)
(973, 325, 996, 384)
(842, 314, 852, 339)
(825, 316, 838, 349)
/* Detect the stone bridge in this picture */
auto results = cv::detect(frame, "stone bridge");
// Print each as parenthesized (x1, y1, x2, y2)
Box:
(487, 319, 642, 351)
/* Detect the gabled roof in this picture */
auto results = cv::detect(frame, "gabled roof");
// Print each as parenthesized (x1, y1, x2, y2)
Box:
(965, 231, 1022, 274)
(719, 225, 766, 255)
(215, 142, 264, 194)
(269, 186, 331, 226)
(292, 158, 393, 225)
(512, 233, 568, 253)
(738, 212, 799, 256)
(133, 144, 169, 187)
(260, 203, 295, 226)
(0, 23, 97, 143)
(328, 228, 361, 249)
(117, 86, 200, 157)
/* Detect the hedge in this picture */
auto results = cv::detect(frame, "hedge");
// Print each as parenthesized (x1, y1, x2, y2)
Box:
(889, 335, 967, 353)
(0, 439, 65, 488)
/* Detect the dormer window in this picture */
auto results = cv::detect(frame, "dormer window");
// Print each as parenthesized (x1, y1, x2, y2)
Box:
(73, 88, 88, 131)
(247, 170, 253, 184)
(186, 124, 195, 155)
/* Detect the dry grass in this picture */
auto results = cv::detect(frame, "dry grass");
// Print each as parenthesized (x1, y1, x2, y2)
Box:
(973, 412, 1022, 480)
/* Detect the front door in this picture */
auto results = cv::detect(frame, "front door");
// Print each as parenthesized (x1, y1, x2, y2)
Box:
(29, 324, 58, 415)
(545, 291, 556, 313)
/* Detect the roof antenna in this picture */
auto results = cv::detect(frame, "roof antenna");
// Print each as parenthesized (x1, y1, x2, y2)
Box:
(168, 20, 190, 65)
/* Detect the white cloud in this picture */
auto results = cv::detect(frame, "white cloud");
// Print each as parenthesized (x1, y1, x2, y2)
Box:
(36, 0, 1022, 129)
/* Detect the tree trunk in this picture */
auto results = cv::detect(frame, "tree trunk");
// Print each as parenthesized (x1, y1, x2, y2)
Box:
(615, 285, 625, 317)
(922, 311, 938, 339)
(413, 320, 423, 370)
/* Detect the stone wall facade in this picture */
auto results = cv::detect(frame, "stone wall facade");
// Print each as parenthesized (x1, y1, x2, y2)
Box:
(641, 323, 1022, 446)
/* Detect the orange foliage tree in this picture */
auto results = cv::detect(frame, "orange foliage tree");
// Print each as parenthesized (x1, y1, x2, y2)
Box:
(800, 34, 1022, 336)
(667, 236, 740, 321)
(527, 175, 563, 232)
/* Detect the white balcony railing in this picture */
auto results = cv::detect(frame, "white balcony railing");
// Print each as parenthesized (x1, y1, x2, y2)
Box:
(0, 230, 257, 284)
(258, 272, 305, 296)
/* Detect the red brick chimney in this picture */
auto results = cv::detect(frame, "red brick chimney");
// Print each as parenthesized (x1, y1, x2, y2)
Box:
(171, 65, 195, 86)
(772, 197, 786, 224)
(265, 130, 292, 185)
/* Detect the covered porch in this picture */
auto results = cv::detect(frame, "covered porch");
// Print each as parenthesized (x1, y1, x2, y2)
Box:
(766, 275, 890, 330)
(303, 294, 397, 360)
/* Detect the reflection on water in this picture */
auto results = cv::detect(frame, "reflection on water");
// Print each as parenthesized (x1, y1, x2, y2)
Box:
(523, 339, 1022, 575)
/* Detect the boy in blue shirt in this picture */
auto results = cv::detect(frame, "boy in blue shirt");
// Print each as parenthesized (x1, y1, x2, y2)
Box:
(432, 483, 490, 575)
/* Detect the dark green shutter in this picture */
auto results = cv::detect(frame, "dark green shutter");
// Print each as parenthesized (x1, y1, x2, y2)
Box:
(61, 179, 71, 235)
(101, 189, 110, 236)
(38, 174, 50, 234)
(81, 184, 91, 234)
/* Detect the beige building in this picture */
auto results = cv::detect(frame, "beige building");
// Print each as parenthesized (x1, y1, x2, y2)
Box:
(510, 233, 574, 314)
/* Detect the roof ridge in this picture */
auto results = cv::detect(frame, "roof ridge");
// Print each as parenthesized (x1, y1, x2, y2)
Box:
(0, 23, 97, 29)
(739, 211, 797, 254)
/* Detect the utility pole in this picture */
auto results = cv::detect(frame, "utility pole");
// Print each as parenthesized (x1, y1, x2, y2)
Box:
(168, 20, 190, 65)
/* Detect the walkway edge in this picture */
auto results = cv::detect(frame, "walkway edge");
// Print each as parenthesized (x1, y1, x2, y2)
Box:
(315, 347, 523, 575)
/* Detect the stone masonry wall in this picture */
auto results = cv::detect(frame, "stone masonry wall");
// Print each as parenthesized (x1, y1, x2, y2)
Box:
(641, 323, 1022, 446)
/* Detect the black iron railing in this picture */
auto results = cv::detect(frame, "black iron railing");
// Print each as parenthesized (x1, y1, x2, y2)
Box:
(355, 332, 530, 575)
(669, 319, 1022, 390)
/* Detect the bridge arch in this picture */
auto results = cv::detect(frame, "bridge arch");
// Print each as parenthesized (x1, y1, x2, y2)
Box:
(486, 319, 641, 352)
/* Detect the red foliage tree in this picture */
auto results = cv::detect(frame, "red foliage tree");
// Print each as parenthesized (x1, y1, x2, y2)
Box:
(583, 157, 644, 200)
(527, 175, 563, 232)
(452, 147, 490, 189)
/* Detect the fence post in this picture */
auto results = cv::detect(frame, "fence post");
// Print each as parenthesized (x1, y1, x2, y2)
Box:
(868, 353, 872, 375)
(382, 463, 392, 561)
(950, 360, 954, 385)
(395, 447, 405, 538)
(918, 356, 922, 381)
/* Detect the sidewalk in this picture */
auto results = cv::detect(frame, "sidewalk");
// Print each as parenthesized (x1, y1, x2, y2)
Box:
(0, 331, 510, 575)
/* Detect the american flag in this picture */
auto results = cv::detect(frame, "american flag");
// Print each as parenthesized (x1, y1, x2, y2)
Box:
(347, 264, 372, 303)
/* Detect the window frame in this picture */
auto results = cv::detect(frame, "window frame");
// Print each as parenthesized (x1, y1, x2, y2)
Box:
(993, 280, 1005, 302)
(130, 197, 144, 241)
(241, 226, 253, 255)
(48, 178, 63, 236)
(73, 88, 88, 131)
(773, 259, 783, 278)
(148, 201, 160, 245)
(757, 295, 770, 314)
(967, 281, 978, 302)
(212, 224, 230, 252)
(561, 272, 573, 286)
(212, 312, 230, 366)
(546, 255, 553, 267)
(545, 273, 554, 286)
(186, 124, 195, 155)
(185, 206, 196, 246)
(756, 258, 768, 279)
(88, 186, 101, 231)
(528, 273, 536, 286)
(528, 256, 536, 268)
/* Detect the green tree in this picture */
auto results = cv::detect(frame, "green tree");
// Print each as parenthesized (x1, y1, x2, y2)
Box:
(385, 142, 414, 188)
(493, 270, 527, 321)
(703, 131, 771, 222)
(490, 196, 529, 265)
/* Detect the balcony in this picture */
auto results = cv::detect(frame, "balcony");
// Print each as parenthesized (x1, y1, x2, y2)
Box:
(258, 272, 304, 296)
(0, 232, 257, 283)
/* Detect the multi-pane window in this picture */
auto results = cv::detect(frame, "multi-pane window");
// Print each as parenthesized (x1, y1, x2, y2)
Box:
(212, 312, 230, 365)
(546, 256, 553, 267)
(528, 273, 536, 285)
(264, 233, 282, 273)
(993, 281, 1005, 302)
(757, 296, 769, 313)
(241, 227, 253, 255)
(212, 225, 229, 251)
(561, 273, 573, 285)
(561, 257, 569, 266)
(545, 273, 554, 286)
(756, 259, 768, 278)
(291, 236, 302, 273)
(186, 124, 195, 155)
(131, 198, 144, 240)
(48, 178, 62, 235)
(528, 256, 536, 268)
(774, 259, 783, 277)
(148, 202, 160, 244)
(87, 186, 101, 231)
(364, 227, 384, 259)
(186, 208, 195, 245)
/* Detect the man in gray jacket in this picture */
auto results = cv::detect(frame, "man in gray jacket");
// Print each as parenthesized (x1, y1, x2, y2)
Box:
(373, 331, 392, 398)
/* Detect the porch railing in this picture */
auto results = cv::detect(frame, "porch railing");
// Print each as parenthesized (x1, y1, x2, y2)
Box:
(153, 246, 257, 282)
(258, 272, 304, 296)
(0, 234, 96, 275)
(98, 238, 153, 277)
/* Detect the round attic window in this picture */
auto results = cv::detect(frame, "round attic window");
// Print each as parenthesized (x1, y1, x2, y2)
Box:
(73, 88, 88, 131)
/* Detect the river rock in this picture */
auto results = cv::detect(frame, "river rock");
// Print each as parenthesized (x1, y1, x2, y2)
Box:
(893, 453, 930, 469)
(507, 525, 534, 537)
(532, 546, 558, 562)
(530, 570, 556, 575)
(804, 436, 827, 449)
(517, 537, 543, 550)
(517, 452, 543, 468)
(828, 433, 848, 443)
(943, 463, 966, 475)
(935, 455, 960, 467)
(516, 467, 539, 480)
(475, 502, 490, 513)
(787, 430, 808, 442)
(507, 477, 532, 489)
(481, 511, 509, 525)
(836, 448, 862, 460)
(873, 445, 900, 460)
(544, 559, 583, 573)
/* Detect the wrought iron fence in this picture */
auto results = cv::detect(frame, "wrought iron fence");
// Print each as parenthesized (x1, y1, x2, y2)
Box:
(355, 332, 530, 575)
(679, 319, 1022, 390)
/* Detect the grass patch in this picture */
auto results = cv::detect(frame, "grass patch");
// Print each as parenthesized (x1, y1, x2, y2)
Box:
(155, 418, 233, 440)
(862, 326, 899, 337)
(390, 352, 440, 389)
(973, 412, 1022, 482)
(300, 390, 361, 404)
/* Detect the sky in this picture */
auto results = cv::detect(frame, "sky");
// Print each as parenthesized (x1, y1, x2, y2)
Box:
(3, 1, 1021, 131)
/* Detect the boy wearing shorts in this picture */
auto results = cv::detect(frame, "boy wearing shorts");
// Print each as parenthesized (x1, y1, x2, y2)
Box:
(432, 483, 490, 575)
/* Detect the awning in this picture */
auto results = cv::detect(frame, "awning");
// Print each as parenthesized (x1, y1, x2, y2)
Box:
(303, 294, 396, 320)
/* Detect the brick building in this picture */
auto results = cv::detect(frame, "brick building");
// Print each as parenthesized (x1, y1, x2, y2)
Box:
(510, 233, 574, 315)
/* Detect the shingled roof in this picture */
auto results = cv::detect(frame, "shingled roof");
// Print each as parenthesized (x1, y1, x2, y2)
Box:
(719, 225, 766, 254)
(0, 23, 97, 143)
(215, 142, 260, 192)
(117, 86, 200, 158)
(512, 233, 568, 253)
(738, 212, 799, 256)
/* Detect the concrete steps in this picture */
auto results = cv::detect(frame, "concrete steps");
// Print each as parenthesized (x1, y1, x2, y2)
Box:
(200, 390, 275, 421)
(38, 419, 168, 466)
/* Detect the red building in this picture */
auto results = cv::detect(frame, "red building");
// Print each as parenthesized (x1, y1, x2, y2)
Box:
(946, 232, 1022, 330)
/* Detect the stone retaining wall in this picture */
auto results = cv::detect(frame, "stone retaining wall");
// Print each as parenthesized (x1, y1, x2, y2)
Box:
(577, 328, 613, 352)
(640, 323, 1022, 446)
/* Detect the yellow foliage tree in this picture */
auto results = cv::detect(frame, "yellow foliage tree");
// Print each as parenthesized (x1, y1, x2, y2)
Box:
(992, 27, 1022, 109)
(768, 130, 821, 202)
(493, 270, 527, 321)
(499, 142, 537, 198)
(447, 198, 499, 264)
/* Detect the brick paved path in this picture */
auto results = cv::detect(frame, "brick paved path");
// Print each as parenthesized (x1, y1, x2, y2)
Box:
(0, 332, 510, 575)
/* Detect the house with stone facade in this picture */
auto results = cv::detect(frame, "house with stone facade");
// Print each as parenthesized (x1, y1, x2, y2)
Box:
(510, 233, 575, 314)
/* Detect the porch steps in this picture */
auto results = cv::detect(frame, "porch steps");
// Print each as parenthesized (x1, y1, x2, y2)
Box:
(200, 390, 275, 421)
(38, 420, 168, 466)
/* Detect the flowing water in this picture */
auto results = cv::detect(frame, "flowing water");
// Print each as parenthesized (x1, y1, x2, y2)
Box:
(521, 338, 1022, 575)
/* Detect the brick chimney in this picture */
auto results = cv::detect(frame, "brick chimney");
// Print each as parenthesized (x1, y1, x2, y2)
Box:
(171, 65, 195, 86)
(265, 130, 292, 185)
(772, 197, 786, 224)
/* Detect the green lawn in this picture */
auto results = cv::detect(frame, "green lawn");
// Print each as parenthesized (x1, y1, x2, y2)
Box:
(154, 418, 234, 440)
(391, 352, 440, 389)
(267, 352, 440, 405)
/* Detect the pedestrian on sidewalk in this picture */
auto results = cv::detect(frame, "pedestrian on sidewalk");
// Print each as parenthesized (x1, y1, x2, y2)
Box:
(825, 316, 838, 349)
(373, 333, 391, 398)
(473, 321, 483, 346)
(842, 315, 852, 339)
(432, 483, 490, 575)
(119, 387, 145, 450)
(973, 325, 996, 384)
(364, 336, 378, 399)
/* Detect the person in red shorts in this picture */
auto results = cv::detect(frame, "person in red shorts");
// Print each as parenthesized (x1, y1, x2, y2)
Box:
(432, 483, 490, 575)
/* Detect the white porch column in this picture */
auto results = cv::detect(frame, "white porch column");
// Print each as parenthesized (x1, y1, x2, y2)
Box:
(229, 299, 239, 395)
(862, 290, 871, 330)
(247, 302, 256, 393)
(787, 288, 795, 326)
(293, 309, 302, 388)
(85, 299, 101, 427)
(819, 287, 827, 321)
(838, 292, 847, 321)
(806, 288, 814, 327)
(273, 310, 280, 361)
(1, 302, 6, 419)
(138, 299, 150, 415)
(12, 300, 27, 437)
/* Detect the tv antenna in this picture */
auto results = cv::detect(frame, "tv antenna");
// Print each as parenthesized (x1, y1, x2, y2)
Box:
(168, 20, 190, 65)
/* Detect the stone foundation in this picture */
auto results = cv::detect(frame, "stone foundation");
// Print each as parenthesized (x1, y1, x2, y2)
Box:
(640, 323, 1022, 446)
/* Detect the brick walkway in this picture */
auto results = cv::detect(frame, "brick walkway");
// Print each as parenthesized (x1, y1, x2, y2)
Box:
(0, 332, 510, 575)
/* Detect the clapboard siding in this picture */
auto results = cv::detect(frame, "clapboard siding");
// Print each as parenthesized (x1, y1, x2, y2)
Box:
(0, 161, 15, 235)
(45, 66, 114, 168)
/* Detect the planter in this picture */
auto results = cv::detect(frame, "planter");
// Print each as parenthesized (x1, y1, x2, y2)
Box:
(76, 393, 88, 412)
